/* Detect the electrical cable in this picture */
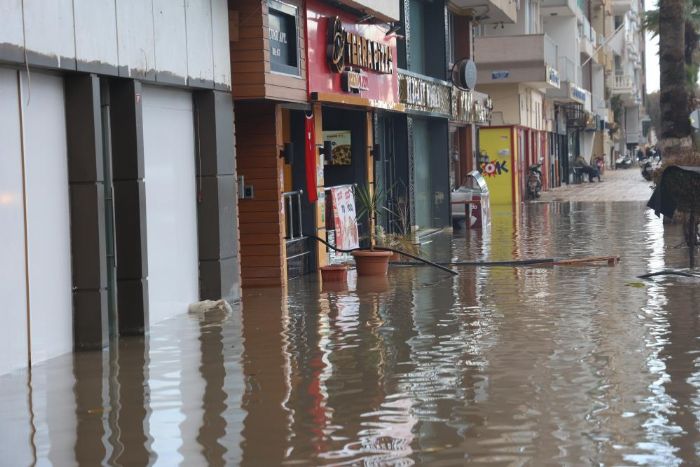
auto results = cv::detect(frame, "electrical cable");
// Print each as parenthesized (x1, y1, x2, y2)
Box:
(304, 234, 458, 276)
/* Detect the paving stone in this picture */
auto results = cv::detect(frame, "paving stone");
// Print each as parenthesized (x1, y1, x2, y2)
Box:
(537, 167, 654, 203)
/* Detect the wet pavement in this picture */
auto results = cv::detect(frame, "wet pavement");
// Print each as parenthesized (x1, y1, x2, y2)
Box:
(2, 199, 700, 465)
(538, 166, 654, 202)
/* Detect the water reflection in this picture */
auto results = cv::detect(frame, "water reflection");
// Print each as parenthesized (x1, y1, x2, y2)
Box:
(2, 202, 700, 465)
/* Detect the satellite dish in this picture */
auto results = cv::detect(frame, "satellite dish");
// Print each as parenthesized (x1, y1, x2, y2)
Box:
(690, 109, 700, 130)
(451, 58, 477, 91)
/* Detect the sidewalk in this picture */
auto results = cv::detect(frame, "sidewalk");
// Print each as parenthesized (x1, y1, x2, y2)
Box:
(537, 166, 654, 202)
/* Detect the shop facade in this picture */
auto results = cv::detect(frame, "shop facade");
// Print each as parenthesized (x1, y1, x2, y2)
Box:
(229, 0, 310, 287)
(306, 0, 403, 262)
(0, 1, 237, 375)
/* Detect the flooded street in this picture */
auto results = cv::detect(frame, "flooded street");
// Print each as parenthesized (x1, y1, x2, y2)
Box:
(2, 201, 700, 466)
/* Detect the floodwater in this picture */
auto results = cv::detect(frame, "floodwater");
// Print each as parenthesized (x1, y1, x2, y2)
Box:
(2, 202, 700, 466)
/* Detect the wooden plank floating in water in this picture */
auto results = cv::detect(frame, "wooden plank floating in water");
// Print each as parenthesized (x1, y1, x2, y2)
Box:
(552, 256, 620, 266)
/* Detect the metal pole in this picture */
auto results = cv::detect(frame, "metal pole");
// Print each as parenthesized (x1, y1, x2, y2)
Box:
(287, 195, 293, 239)
(297, 190, 303, 238)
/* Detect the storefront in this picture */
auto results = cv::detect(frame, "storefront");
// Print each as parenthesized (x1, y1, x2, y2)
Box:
(450, 87, 493, 186)
(306, 0, 403, 264)
(0, 1, 236, 374)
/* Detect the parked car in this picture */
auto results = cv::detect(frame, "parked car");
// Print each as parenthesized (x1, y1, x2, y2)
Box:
(451, 170, 490, 229)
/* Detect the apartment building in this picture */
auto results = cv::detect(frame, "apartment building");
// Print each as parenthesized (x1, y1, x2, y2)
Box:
(473, 0, 645, 195)
(474, 0, 561, 203)
(608, 0, 646, 156)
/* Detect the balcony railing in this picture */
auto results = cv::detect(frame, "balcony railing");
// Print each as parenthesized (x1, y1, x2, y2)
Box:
(557, 56, 578, 84)
(578, 16, 597, 48)
(475, 34, 558, 67)
(608, 74, 635, 93)
(544, 35, 558, 69)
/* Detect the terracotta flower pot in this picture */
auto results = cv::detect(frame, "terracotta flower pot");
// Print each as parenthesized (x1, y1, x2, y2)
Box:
(320, 264, 348, 283)
(351, 250, 393, 276)
(389, 251, 402, 262)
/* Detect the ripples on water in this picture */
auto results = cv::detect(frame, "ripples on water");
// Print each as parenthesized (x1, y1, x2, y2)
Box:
(1, 202, 699, 466)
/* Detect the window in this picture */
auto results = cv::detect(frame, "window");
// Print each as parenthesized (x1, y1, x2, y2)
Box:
(268, 0, 300, 76)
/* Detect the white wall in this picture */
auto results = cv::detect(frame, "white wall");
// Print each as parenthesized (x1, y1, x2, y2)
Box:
(23, 0, 76, 62)
(348, 0, 400, 21)
(73, 0, 120, 68)
(21, 72, 74, 365)
(142, 85, 199, 325)
(0, 68, 29, 375)
(592, 65, 606, 117)
(0, 68, 73, 374)
(485, 0, 541, 36)
(0, 0, 230, 89)
(116, 0, 156, 76)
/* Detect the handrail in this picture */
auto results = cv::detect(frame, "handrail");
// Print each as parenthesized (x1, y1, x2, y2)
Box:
(282, 189, 304, 240)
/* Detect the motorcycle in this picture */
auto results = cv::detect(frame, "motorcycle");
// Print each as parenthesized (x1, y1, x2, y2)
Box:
(615, 154, 633, 169)
(527, 164, 543, 200)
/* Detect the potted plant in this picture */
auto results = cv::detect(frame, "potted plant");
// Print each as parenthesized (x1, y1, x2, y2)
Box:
(379, 194, 419, 262)
(352, 183, 392, 276)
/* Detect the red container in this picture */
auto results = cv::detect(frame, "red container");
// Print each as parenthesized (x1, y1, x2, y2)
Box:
(320, 265, 348, 282)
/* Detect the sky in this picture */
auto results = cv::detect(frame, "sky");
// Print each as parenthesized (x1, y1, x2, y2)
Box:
(644, 0, 660, 92)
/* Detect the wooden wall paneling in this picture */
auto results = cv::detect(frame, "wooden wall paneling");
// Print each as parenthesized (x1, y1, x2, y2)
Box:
(275, 104, 288, 284)
(234, 101, 286, 286)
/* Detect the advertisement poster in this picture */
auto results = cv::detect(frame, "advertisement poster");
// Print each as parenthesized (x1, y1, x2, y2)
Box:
(330, 186, 359, 250)
(323, 130, 352, 165)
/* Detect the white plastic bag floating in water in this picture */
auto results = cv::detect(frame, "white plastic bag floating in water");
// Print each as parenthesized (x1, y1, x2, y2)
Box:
(188, 299, 232, 314)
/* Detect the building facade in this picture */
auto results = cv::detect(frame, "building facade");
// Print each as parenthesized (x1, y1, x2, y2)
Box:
(0, 0, 239, 375)
(474, 0, 645, 196)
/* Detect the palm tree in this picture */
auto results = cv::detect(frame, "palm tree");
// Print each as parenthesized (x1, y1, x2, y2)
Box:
(645, 0, 700, 97)
(653, 0, 693, 151)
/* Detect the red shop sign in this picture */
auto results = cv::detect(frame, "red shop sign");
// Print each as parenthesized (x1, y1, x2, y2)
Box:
(306, 0, 401, 109)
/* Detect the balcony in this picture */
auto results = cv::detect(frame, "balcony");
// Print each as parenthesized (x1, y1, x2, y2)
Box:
(592, 0, 613, 14)
(596, 45, 613, 73)
(612, 0, 634, 15)
(608, 74, 634, 94)
(557, 56, 578, 84)
(578, 16, 598, 60)
(541, 0, 578, 16)
(474, 34, 560, 88)
(608, 73, 641, 104)
(449, 0, 517, 24)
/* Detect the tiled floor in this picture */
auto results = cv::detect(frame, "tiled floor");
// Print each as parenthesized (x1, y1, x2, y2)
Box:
(538, 166, 654, 203)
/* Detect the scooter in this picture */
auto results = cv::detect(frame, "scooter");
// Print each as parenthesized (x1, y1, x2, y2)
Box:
(615, 154, 633, 169)
(527, 164, 542, 200)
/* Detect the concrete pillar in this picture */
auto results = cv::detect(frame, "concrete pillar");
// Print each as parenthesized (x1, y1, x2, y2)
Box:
(194, 91, 241, 302)
(65, 74, 109, 350)
(110, 80, 149, 335)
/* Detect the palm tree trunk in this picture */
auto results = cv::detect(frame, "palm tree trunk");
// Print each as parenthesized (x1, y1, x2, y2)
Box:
(659, 0, 692, 153)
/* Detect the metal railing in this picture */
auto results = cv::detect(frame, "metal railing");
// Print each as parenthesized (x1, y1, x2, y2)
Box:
(282, 189, 304, 240)
(578, 16, 597, 47)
